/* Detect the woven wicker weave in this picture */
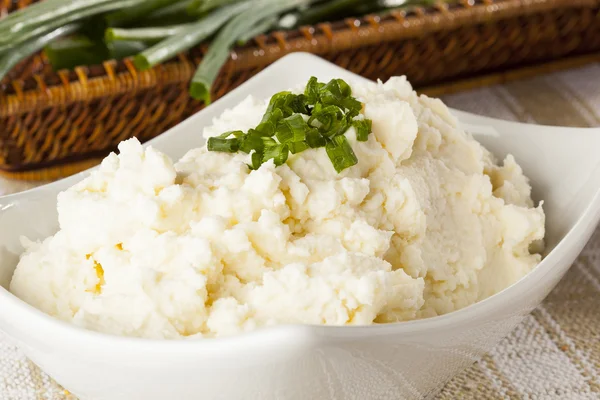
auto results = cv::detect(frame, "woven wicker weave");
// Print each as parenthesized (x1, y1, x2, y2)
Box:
(1, 0, 599, 180)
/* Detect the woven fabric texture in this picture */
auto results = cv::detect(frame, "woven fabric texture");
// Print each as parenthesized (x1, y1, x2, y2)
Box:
(1, 63, 600, 399)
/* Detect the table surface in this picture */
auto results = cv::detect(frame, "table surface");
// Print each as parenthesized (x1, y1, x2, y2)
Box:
(1, 63, 600, 400)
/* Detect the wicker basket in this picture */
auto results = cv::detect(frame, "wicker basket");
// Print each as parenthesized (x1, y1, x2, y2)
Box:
(1, 0, 599, 180)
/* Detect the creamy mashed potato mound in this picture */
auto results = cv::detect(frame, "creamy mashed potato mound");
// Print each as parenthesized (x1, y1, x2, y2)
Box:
(10, 77, 545, 339)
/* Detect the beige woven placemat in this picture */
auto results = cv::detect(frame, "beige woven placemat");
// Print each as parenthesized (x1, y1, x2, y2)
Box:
(1, 64, 600, 400)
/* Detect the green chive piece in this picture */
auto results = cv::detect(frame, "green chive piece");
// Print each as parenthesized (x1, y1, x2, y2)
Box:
(249, 151, 263, 170)
(261, 137, 277, 148)
(352, 120, 372, 141)
(263, 144, 289, 166)
(206, 77, 371, 173)
(240, 132, 264, 154)
(256, 108, 283, 136)
(276, 114, 307, 144)
(326, 135, 358, 173)
(207, 137, 240, 152)
(306, 129, 327, 148)
(308, 104, 344, 132)
(319, 78, 362, 114)
(304, 76, 322, 105)
(289, 141, 309, 154)
(217, 130, 244, 139)
(266, 92, 291, 114)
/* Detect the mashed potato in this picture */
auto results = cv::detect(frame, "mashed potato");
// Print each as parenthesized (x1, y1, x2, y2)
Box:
(10, 77, 545, 339)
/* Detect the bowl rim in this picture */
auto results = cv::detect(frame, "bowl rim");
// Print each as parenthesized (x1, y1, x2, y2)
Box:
(2, 52, 600, 355)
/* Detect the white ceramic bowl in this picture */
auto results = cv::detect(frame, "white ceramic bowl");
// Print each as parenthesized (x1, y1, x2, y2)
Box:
(1, 53, 600, 400)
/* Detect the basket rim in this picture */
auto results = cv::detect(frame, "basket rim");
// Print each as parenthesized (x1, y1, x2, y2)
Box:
(0, 0, 598, 118)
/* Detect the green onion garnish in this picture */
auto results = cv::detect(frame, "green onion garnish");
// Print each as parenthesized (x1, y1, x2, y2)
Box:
(289, 141, 309, 154)
(326, 135, 358, 173)
(276, 114, 308, 144)
(207, 137, 239, 152)
(352, 120, 372, 142)
(208, 77, 373, 172)
(263, 144, 289, 166)
(249, 151, 263, 170)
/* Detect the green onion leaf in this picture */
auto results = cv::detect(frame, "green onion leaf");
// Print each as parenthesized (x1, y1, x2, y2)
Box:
(341, 97, 363, 116)
(284, 93, 309, 115)
(249, 151, 263, 170)
(254, 121, 276, 137)
(319, 78, 362, 114)
(261, 137, 277, 148)
(256, 108, 283, 136)
(217, 130, 244, 139)
(261, 106, 283, 124)
(321, 118, 349, 139)
(306, 129, 327, 148)
(207, 137, 240, 152)
(304, 76, 321, 105)
(266, 92, 292, 114)
(289, 141, 309, 154)
(336, 78, 352, 97)
(276, 114, 308, 144)
(263, 144, 289, 166)
(326, 135, 358, 173)
(308, 104, 343, 131)
(319, 79, 344, 106)
(240, 131, 264, 154)
(352, 119, 372, 141)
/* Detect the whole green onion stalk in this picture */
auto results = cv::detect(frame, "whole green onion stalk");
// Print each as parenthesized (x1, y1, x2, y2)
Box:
(190, 0, 312, 103)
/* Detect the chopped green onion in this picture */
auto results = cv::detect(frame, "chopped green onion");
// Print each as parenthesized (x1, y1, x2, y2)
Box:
(306, 129, 327, 148)
(249, 151, 263, 170)
(319, 79, 362, 114)
(217, 130, 244, 139)
(304, 76, 322, 105)
(289, 141, 309, 154)
(308, 104, 344, 132)
(326, 121, 350, 138)
(207, 77, 371, 173)
(240, 132, 264, 154)
(326, 135, 358, 173)
(276, 114, 308, 144)
(266, 92, 293, 116)
(255, 108, 283, 136)
(261, 137, 277, 148)
(207, 137, 240, 152)
(263, 144, 289, 166)
(353, 120, 372, 142)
